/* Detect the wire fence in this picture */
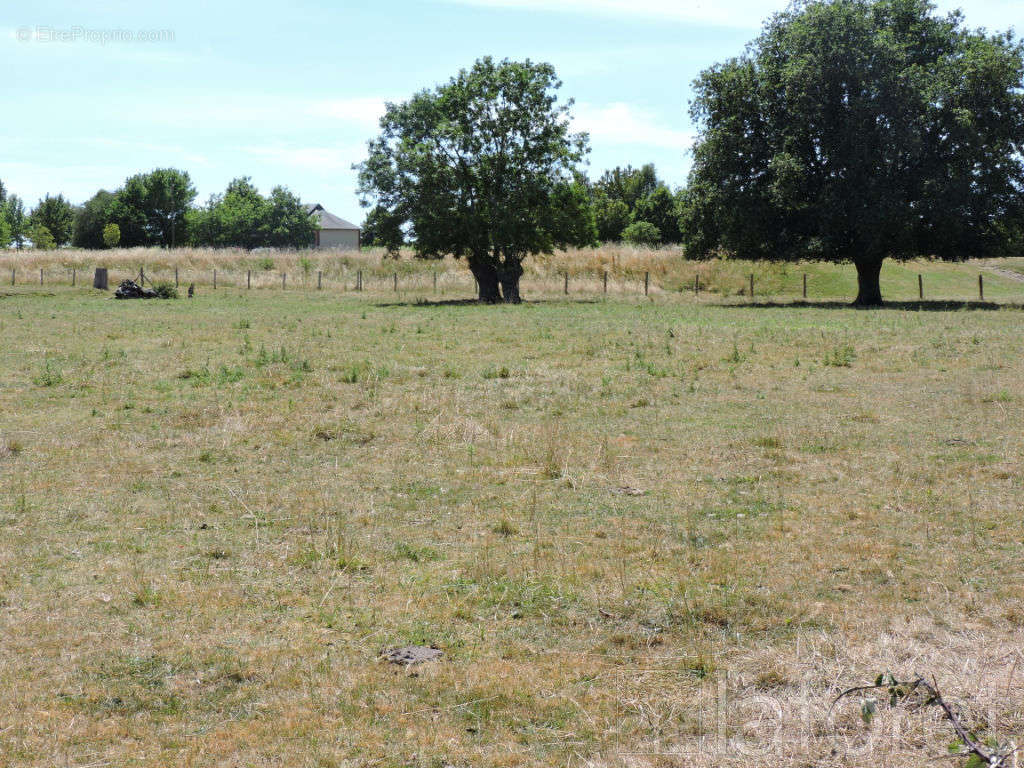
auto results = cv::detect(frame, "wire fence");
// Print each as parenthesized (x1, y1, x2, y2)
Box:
(5, 264, 1018, 304)
(8, 265, 663, 298)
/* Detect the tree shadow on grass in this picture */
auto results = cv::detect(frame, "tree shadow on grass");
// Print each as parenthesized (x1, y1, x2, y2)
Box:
(722, 299, 1020, 312)
(374, 297, 605, 308)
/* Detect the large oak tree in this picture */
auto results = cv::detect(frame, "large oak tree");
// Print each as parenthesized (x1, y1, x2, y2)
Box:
(681, 0, 1024, 305)
(356, 57, 595, 303)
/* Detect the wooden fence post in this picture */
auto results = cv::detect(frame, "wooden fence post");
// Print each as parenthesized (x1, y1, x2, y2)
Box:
(72, 268, 76, 287)
(175, 267, 179, 288)
(918, 274, 923, 300)
(10, 268, 13, 286)
(213, 269, 217, 290)
(433, 271, 437, 293)
(40, 268, 43, 286)
(564, 272, 569, 295)
(644, 271, 650, 296)
(694, 274, 700, 295)
(140, 266, 145, 286)
(803, 273, 807, 299)
(603, 270, 608, 294)
(93, 268, 108, 290)
(749, 273, 754, 298)
(318, 271, 322, 290)
(247, 270, 251, 289)
(979, 274, 984, 301)
(394, 272, 398, 292)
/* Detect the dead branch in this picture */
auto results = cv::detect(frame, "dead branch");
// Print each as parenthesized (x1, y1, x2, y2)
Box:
(831, 673, 1016, 768)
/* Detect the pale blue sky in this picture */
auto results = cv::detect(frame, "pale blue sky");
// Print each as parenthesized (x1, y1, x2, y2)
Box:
(1, 0, 1018, 223)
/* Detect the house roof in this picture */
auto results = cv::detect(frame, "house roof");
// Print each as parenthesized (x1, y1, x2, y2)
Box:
(307, 203, 360, 231)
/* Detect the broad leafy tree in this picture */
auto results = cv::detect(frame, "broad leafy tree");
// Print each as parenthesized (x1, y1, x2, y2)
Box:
(596, 165, 659, 211)
(591, 165, 683, 244)
(623, 220, 661, 246)
(682, 0, 1024, 305)
(144, 168, 196, 247)
(110, 175, 151, 246)
(633, 186, 681, 244)
(2, 195, 28, 249)
(30, 194, 75, 246)
(360, 204, 405, 256)
(104, 169, 196, 247)
(188, 177, 315, 249)
(356, 57, 593, 303)
(30, 223, 56, 250)
(264, 186, 318, 248)
(593, 195, 632, 242)
(72, 190, 118, 249)
(188, 178, 265, 249)
(0, 181, 8, 247)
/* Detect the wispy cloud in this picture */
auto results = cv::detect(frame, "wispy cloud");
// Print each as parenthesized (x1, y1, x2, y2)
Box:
(305, 98, 391, 129)
(437, 0, 782, 28)
(242, 144, 368, 173)
(438, 0, 1018, 31)
(573, 102, 693, 150)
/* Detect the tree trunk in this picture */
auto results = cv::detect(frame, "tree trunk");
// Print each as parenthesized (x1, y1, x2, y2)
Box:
(853, 259, 883, 307)
(469, 258, 500, 303)
(497, 259, 523, 304)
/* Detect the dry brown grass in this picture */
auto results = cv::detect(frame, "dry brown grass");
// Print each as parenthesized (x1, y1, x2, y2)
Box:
(5, 245, 1023, 303)
(0, 280, 1022, 766)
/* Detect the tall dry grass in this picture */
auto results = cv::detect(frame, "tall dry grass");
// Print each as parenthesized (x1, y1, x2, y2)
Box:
(0, 244, 782, 297)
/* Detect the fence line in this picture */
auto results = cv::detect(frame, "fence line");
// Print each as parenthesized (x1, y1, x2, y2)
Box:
(4, 265, 1016, 303)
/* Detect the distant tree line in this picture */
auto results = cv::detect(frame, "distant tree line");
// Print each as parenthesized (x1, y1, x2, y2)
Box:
(360, 162, 687, 251)
(0, 170, 317, 250)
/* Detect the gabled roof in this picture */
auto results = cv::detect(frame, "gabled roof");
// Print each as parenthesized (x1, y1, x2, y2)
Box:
(307, 203, 360, 231)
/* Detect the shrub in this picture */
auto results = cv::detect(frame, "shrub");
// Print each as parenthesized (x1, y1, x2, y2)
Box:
(622, 220, 661, 247)
(30, 223, 56, 250)
(102, 223, 121, 248)
(152, 282, 178, 299)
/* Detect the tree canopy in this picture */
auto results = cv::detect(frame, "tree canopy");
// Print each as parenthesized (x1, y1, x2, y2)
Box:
(30, 194, 75, 246)
(360, 204, 405, 256)
(111, 169, 196, 247)
(2, 194, 28, 249)
(72, 190, 118, 249)
(681, 0, 1024, 305)
(589, 164, 683, 244)
(30, 223, 56, 250)
(356, 57, 595, 302)
(187, 178, 317, 249)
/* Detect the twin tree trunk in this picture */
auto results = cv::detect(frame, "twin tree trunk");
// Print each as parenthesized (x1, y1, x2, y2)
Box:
(853, 259, 884, 307)
(469, 255, 523, 304)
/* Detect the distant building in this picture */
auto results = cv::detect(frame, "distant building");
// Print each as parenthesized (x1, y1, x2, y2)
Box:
(308, 204, 360, 250)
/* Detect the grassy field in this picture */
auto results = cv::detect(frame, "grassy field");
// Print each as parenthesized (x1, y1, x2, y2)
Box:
(1, 254, 1023, 766)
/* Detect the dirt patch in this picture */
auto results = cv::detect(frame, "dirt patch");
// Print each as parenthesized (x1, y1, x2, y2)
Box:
(382, 646, 443, 666)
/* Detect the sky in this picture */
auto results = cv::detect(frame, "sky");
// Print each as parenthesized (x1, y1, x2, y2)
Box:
(1, 0, 1019, 223)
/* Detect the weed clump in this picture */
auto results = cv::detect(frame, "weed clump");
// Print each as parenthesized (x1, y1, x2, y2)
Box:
(152, 282, 178, 299)
(824, 344, 856, 367)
